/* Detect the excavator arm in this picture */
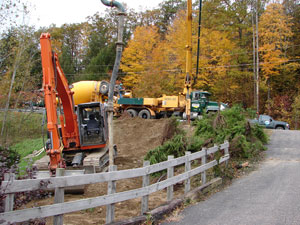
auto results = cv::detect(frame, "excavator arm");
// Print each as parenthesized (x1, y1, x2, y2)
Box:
(40, 33, 80, 175)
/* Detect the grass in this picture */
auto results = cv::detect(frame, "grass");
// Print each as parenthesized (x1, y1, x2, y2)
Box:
(10, 137, 46, 174)
(0, 111, 46, 146)
(0, 111, 47, 174)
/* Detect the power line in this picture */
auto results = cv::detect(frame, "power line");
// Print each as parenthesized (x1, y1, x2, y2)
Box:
(77, 44, 300, 68)
(65, 58, 300, 76)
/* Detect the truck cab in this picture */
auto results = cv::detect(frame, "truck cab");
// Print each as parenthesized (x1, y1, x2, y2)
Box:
(77, 102, 108, 147)
(189, 91, 227, 119)
(190, 91, 209, 115)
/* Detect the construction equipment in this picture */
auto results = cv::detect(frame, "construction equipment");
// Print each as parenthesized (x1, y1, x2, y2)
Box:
(34, 33, 111, 176)
(71, 80, 131, 106)
(34, 0, 125, 177)
(115, 0, 227, 120)
(116, 90, 226, 120)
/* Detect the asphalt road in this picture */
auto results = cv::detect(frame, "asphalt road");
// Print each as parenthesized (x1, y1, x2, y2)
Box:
(163, 130, 300, 225)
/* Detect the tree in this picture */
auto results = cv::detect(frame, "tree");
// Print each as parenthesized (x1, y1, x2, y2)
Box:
(0, 26, 40, 139)
(259, 3, 294, 99)
(0, 0, 27, 32)
(121, 26, 160, 91)
(156, 0, 186, 34)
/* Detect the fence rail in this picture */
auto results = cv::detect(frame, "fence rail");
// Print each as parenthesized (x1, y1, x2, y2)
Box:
(0, 141, 229, 225)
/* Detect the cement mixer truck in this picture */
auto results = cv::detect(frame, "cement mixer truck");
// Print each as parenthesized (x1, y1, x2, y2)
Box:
(71, 80, 132, 106)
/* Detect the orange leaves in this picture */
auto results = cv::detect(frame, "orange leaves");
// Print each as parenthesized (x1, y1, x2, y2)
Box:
(121, 9, 236, 98)
(259, 3, 293, 81)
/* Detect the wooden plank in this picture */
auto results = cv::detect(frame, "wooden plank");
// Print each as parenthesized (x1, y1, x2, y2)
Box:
(184, 151, 191, 194)
(1, 167, 146, 194)
(0, 160, 218, 224)
(53, 168, 65, 225)
(147, 156, 187, 174)
(141, 161, 150, 215)
(106, 165, 117, 223)
(219, 154, 230, 164)
(167, 156, 174, 201)
(4, 173, 15, 212)
(207, 145, 219, 155)
(1, 142, 229, 194)
(187, 149, 206, 161)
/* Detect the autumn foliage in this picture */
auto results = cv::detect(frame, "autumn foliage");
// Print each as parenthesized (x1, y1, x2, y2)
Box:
(120, 2, 299, 127)
(0, 1, 299, 127)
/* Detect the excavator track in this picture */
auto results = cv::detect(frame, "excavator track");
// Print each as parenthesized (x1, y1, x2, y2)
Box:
(83, 147, 109, 172)
(33, 147, 115, 193)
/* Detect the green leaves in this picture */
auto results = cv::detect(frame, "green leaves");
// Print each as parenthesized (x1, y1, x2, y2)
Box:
(191, 105, 268, 158)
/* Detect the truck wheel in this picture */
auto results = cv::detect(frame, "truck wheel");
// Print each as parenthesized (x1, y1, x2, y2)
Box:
(126, 109, 138, 117)
(275, 126, 284, 130)
(138, 109, 151, 119)
(99, 81, 109, 95)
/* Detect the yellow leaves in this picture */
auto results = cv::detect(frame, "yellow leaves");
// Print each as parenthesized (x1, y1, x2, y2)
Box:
(259, 3, 294, 81)
(121, 9, 236, 97)
(259, 3, 293, 47)
(121, 25, 160, 90)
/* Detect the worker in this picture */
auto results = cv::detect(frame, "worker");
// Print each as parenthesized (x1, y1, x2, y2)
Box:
(119, 83, 124, 98)
(87, 113, 99, 130)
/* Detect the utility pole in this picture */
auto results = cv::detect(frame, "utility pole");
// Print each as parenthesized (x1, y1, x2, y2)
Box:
(255, 0, 260, 116)
(252, 0, 256, 110)
(195, 0, 203, 85)
(184, 0, 192, 123)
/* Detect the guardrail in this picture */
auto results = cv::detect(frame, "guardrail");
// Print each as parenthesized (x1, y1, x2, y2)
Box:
(0, 141, 229, 225)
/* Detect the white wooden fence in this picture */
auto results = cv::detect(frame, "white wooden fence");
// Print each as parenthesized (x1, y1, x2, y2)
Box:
(0, 141, 229, 225)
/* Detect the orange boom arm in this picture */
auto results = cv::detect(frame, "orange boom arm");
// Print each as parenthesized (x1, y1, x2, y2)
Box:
(40, 33, 80, 175)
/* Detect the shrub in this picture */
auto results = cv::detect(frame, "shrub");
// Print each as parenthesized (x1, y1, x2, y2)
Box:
(145, 105, 268, 165)
(145, 133, 187, 164)
(191, 105, 267, 158)
(0, 145, 49, 222)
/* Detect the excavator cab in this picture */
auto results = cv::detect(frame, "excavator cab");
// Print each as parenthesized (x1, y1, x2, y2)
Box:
(77, 102, 107, 147)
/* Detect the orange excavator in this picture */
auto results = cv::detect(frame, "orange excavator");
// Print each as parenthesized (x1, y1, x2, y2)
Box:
(39, 33, 110, 176)
(35, 0, 125, 177)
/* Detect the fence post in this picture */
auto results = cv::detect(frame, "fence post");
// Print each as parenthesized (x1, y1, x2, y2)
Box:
(141, 160, 150, 215)
(53, 168, 65, 225)
(224, 141, 229, 167)
(106, 165, 117, 223)
(167, 155, 174, 202)
(4, 172, 15, 212)
(184, 151, 191, 194)
(201, 148, 207, 185)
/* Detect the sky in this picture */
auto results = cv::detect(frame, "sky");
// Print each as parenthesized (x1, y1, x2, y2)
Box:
(26, 0, 164, 28)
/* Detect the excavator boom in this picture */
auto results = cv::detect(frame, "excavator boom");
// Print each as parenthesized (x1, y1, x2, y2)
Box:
(40, 33, 80, 174)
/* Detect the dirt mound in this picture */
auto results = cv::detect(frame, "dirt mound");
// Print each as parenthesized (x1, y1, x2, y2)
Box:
(113, 117, 170, 170)
(61, 118, 175, 225)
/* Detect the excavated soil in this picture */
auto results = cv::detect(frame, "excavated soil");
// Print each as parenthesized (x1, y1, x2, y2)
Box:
(26, 117, 187, 225)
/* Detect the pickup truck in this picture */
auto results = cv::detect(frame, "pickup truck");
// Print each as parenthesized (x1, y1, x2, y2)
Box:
(249, 115, 290, 130)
